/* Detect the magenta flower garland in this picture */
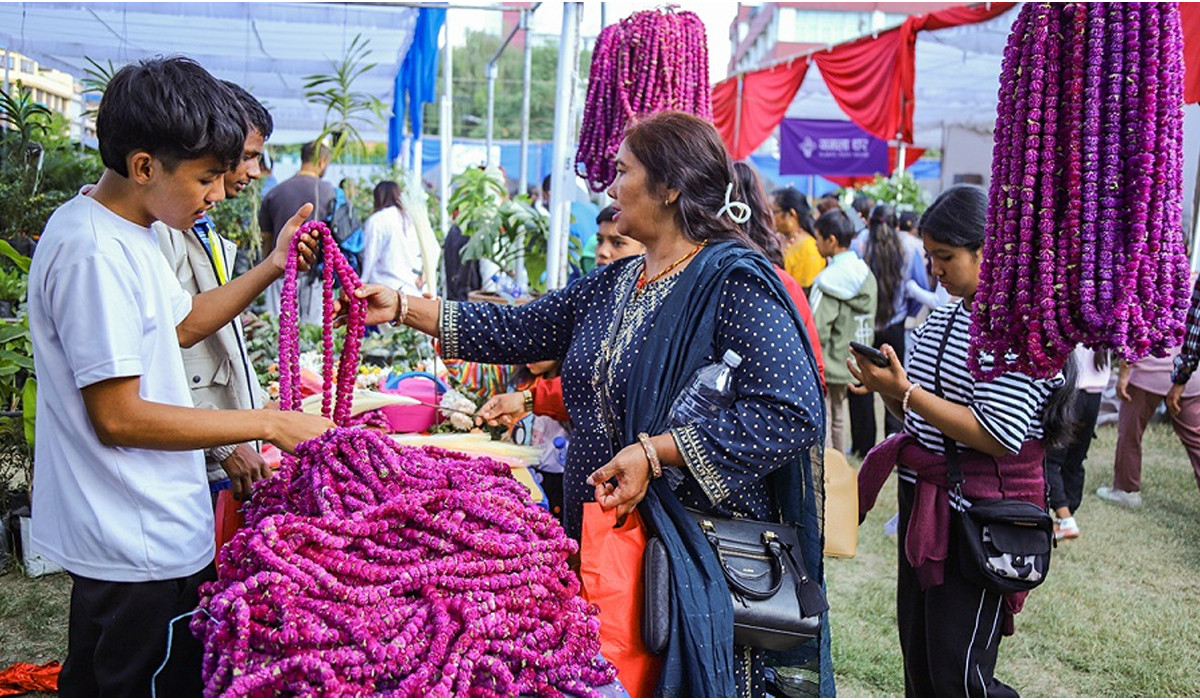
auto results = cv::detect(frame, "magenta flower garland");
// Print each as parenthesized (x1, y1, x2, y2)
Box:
(191, 429, 616, 697)
(195, 224, 614, 696)
(575, 8, 711, 192)
(969, 2, 1191, 380)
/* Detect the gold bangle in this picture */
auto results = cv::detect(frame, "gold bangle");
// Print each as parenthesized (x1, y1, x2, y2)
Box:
(522, 389, 533, 413)
(637, 432, 662, 480)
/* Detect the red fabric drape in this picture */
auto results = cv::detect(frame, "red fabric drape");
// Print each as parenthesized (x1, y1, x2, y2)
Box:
(813, 29, 907, 143)
(1183, 3, 1200, 103)
(713, 2, 1017, 154)
(713, 59, 809, 160)
(826, 147, 926, 189)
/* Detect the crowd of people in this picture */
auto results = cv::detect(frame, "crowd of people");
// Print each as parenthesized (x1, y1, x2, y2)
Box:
(22, 53, 1200, 699)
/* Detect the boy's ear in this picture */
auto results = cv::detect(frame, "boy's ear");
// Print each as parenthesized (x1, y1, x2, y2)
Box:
(126, 151, 155, 184)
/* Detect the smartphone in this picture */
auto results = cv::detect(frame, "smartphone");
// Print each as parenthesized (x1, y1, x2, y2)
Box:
(849, 341, 891, 368)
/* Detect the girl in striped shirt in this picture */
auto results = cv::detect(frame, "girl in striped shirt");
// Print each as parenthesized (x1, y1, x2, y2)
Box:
(851, 185, 1075, 697)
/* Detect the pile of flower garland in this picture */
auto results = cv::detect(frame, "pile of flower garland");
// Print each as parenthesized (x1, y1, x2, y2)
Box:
(192, 224, 614, 696)
(192, 429, 614, 697)
(970, 2, 1190, 380)
(575, 8, 711, 192)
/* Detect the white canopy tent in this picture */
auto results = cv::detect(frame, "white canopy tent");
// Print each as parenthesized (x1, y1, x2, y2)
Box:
(0, 2, 420, 144)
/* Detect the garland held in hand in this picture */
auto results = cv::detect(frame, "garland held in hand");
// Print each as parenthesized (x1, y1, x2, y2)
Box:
(576, 8, 711, 192)
(970, 2, 1190, 380)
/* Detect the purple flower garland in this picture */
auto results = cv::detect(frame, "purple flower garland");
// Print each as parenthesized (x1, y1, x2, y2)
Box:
(970, 2, 1191, 379)
(191, 429, 616, 697)
(575, 8, 711, 192)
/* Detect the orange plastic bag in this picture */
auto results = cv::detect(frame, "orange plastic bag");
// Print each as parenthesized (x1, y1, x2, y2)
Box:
(0, 661, 60, 696)
(214, 488, 245, 560)
(579, 503, 662, 698)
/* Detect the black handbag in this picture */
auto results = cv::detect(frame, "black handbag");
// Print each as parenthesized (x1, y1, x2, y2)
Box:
(932, 304, 1054, 597)
(642, 508, 828, 653)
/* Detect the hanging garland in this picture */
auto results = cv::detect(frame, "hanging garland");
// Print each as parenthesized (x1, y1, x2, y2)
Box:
(192, 226, 616, 696)
(575, 8, 711, 192)
(969, 2, 1190, 380)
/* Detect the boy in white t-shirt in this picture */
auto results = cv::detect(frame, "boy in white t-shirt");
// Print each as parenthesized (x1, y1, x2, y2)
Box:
(27, 57, 334, 697)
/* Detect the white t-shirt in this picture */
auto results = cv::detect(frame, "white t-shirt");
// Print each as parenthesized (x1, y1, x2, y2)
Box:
(28, 194, 213, 582)
(360, 206, 422, 295)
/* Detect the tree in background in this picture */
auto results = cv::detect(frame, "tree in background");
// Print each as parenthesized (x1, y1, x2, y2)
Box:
(423, 30, 592, 141)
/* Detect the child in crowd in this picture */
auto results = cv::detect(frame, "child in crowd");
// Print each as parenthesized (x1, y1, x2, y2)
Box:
(28, 57, 332, 697)
(809, 209, 877, 452)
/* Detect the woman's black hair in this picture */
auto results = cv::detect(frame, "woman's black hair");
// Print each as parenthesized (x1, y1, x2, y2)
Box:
(917, 184, 987, 251)
(898, 210, 918, 233)
(373, 180, 403, 212)
(864, 203, 904, 330)
(98, 56, 246, 177)
(622, 111, 762, 255)
(773, 187, 816, 236)
(733, 161, 784, 267)
(1040, 352, 1080, 452)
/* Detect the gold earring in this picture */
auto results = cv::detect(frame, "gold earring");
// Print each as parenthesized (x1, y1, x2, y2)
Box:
(665, 198, 671, 207)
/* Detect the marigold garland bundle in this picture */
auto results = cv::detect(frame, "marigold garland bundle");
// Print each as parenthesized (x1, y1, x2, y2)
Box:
(575, 7, 711, 192)
(192, 224, 614, 697)
(970, 2, 1190, 380)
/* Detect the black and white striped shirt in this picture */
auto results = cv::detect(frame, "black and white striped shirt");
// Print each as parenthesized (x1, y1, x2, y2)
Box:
(904, 300, 1056, 455)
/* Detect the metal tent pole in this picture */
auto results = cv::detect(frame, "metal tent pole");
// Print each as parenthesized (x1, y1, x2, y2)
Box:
(439, 12, 453, 239)
(546, 2, 581, 290)
(518, 8, 533, 196)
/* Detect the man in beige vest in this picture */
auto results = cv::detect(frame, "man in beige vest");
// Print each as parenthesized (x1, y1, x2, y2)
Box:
(154, 81, 273, 502)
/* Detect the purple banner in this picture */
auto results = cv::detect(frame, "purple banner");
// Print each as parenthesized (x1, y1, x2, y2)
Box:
(779, 119, 889, 176)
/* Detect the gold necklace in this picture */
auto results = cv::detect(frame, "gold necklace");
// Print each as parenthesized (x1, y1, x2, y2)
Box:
(636, 240, 706, 292)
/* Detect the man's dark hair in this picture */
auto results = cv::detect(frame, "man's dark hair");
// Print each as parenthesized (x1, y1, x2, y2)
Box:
(814, 209, 856, 248)
(301, 139, 332, 165)
(221, 80, 273, 139)
(541, 173, 551, 193)
(597, 205, 617, 225)
(852, 193, 872, 218)
(97, 56, 246, 177)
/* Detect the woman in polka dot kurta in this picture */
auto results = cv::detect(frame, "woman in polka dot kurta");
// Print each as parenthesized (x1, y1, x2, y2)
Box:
(351, 111, 831, 697)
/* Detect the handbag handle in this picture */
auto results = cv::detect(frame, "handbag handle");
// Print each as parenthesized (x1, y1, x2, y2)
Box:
(696, 519, 786, 601)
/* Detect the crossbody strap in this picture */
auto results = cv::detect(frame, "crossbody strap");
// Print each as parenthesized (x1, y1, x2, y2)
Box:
(931, 303, 965, 491)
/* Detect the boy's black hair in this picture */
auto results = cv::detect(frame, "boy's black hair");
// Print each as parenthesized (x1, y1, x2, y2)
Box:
(221, 80, 273, 139)
(596, 205, 617, 224)
(541, 173, 552, 193)
(98, 56, 246, 177)
(814, 209, 856, 248)
(301, 139, 331, 165)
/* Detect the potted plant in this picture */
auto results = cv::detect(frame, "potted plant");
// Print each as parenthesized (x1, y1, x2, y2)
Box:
(450, 167, 550, 304)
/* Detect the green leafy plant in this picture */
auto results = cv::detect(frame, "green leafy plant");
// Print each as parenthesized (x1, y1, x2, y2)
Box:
(858, 171, 932, 214)
(81, 57, 117, 116)
(209, 179, 265, 258)
(303, 34, 386, 162)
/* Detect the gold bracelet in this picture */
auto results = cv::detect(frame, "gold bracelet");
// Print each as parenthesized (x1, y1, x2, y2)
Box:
(637, 432, 662, 480)
(522, 389, 533, 413)
(391, 288, 409, 326)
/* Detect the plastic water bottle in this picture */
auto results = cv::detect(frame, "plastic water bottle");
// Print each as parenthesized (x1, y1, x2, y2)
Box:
(668, 350, 742, 427)
(553, 436, 569, 470)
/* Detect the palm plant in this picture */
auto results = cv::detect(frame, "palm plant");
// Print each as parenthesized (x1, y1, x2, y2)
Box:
(303, 34, 386, 161)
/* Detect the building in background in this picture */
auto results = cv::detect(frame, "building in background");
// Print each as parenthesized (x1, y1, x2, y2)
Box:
(1, 48, 91, 140)
(728, 2, 963, 75)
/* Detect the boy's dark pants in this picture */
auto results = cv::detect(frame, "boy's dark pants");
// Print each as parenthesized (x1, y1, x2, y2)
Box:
(59, 561, 216, 697)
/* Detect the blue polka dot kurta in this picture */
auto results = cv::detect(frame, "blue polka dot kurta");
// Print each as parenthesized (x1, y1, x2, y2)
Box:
(438, 253, 823, 542)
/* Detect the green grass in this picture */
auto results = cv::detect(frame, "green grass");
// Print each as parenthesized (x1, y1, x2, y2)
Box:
(2, 423, 1199, 696)
(829, 421, 1200, 697)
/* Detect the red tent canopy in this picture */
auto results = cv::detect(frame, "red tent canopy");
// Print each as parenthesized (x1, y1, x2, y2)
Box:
(712, 2, 1016, 159)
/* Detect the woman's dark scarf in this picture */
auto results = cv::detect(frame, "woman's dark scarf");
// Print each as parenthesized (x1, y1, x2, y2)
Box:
(619, 240, 833, 697)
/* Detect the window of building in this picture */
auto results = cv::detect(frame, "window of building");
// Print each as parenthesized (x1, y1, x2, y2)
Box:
(20, 58, 34, 74)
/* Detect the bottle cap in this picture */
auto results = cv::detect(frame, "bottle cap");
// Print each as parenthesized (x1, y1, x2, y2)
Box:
(722, 349, 743, 368)
(553, 436, 566, 449)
